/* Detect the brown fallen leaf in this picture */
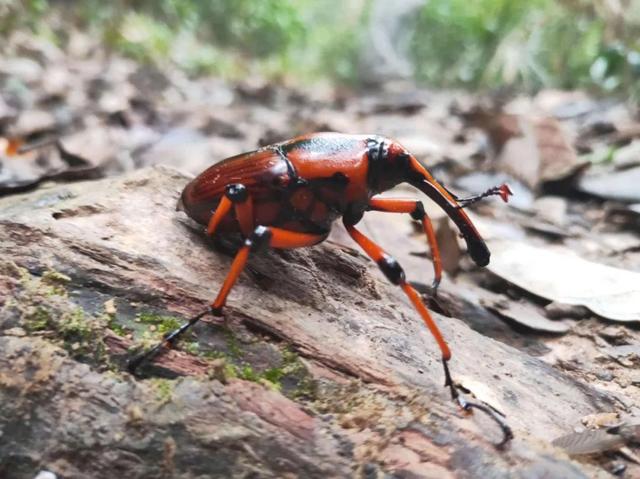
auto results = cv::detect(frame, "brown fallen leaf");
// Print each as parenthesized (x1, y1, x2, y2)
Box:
(57, 127, 117, 167)
(9, 109, 59, 138)
(613, 123, 640, 144)
(0, 138, 103, 196)
(552, 422, 640, 456)
(466, 109, 589, 190)
(604, 345, 640, 366)
(486, 240, 640, 322)
(532, 117, 587, 185)
(532, 196, 568, 227)
(483, 298, 572, 334)
(552, 427, 626, 455)
(435, 216, 462, 276)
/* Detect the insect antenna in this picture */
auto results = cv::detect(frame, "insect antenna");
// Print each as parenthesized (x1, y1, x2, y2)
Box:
(457, 184, 513, 209)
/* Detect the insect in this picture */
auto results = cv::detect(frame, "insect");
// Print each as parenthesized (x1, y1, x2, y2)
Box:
(128, 132, 513, 445)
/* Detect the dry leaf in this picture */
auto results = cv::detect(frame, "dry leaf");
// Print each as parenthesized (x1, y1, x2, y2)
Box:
(604, 345, 640, 366)
(618, 447, 640, 465)
(10, 109, 58, 137)
(613, 139, 640, 169)
(613, 123, 640, 144)
(552, 428, 626, 455)
(435, 217, 462, 275)
(484, 299, 572, 334)
(470, 110, 588, 190)
(579, 166, 640, 203)
(552, 422, 640, 456)
(58, 127, 116, 166)
(532, 196, 568, 227)
(486, 240, 640, 322)
(533, 117, 586, 184)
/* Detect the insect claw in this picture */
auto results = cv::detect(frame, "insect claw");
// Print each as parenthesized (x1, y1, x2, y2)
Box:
(442, 358, 457, 397)
(431, 277, 441, 296)
(455, 391, 470, 411)
(441, 358, 513, 448)
(462, 399, 514, 448)
(455, 391, 514, 448)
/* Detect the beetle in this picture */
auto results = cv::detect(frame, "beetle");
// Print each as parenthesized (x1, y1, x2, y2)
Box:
(128, 132, 513, 444)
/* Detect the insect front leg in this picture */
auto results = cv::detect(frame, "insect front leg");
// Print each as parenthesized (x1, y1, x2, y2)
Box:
(343, 217, 512, 447)
(367, 197, 442, 290)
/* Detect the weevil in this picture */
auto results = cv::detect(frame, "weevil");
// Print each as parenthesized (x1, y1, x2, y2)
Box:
(128, 132, 513, 445)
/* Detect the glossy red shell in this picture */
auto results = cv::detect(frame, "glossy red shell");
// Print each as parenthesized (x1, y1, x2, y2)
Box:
(179, 133, 375, 234)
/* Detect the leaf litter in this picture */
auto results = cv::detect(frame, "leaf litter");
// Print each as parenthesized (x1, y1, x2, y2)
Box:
(487, 240, 640, 322)
(2, 28, 640, 475)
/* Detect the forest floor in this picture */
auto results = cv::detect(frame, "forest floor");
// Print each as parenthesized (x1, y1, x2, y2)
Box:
(1, 32, 640, 479)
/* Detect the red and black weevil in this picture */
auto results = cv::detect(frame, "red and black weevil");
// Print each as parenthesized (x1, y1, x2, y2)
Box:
(128, 132, 513, 445)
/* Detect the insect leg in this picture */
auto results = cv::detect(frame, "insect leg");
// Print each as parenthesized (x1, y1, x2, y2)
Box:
(207, 183, 254, 237)
(206, 196, 232, 236)
(225, 184, 254, 237)
(127, 231, 257, 373)
(128, 226, 326, 373)
(368, 197, 442, 290)
(343, 218, 512, 446)
(344, 219, 450, 361)
(210, 226, 326, 312)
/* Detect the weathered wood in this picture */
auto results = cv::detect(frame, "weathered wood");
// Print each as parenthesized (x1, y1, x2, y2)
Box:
(0, 167, 615, 478)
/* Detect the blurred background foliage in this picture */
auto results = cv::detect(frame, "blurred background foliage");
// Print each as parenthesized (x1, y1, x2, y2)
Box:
(1, 0, 639, 97)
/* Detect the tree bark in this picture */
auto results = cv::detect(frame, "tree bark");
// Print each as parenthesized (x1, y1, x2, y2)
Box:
(0, 166, 614, 478)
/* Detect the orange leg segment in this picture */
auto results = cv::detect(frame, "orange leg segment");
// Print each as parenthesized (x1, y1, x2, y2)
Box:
(210, 243, 251, 313)
(233, 193, 254, 238)
(207, 184, 255, 238)
(368, 197, 442, 289)
(344, 218, 513, 446)
(128, 224, 326, 373)
(211, 226, 326, 312)
(344, 220, 450, 361)
(207, 196, 233, 236)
